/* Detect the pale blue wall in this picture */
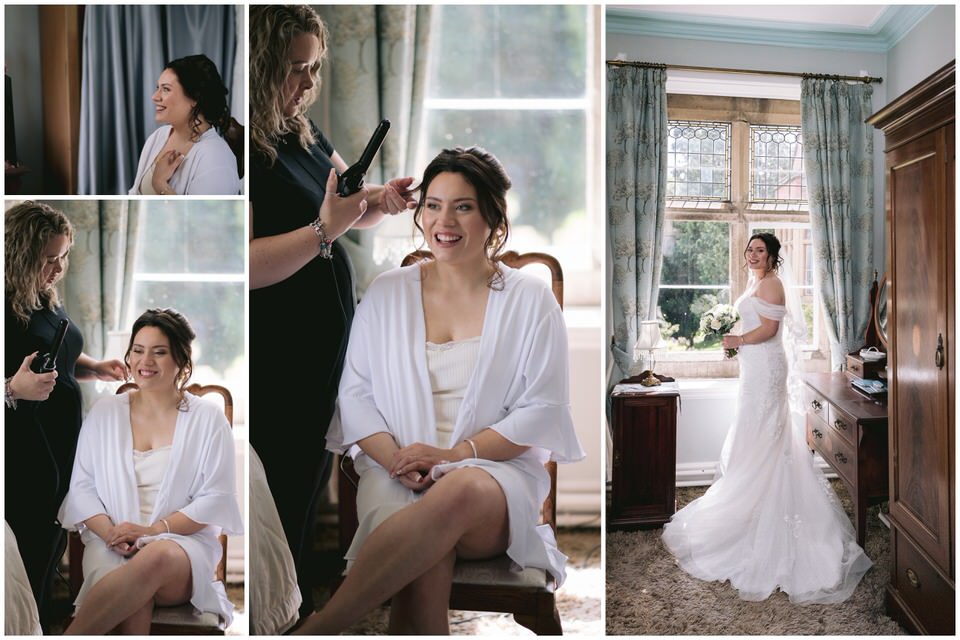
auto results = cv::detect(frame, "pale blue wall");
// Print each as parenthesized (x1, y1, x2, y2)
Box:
(887, 4, 956, 99)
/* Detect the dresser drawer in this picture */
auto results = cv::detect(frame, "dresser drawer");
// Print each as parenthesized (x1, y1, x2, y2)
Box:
(827, 404, 857, 448)
(804, 386, 828, 421)
(809, 419, 857, 488)
(891, 527, 955, 635)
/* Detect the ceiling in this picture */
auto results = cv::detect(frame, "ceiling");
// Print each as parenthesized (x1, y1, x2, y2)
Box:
(607, 5, 935, 52)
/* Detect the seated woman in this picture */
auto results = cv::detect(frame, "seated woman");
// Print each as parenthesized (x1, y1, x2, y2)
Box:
(58, 308, 243, 634)
(299, 147, 585, 635)
(129, 54, 240, 195)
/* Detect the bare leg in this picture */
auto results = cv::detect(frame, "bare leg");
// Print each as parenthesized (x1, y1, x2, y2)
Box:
(114, 600, 153, 635)
(66, 540, 193, 635)
(296, 468, 509, 635)
(388, 549, 456, 635)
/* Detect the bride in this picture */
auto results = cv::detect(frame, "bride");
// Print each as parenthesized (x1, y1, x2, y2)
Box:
(661, 232, 872, 604)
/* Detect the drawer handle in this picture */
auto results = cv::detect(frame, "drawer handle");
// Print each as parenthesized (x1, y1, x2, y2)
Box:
(812, 428, 823, 439)
(851, 363, 861, 372)
(834, 452, 848, 464)
(811, 399, 822, 411)
(936, 334, 944, 369)
(833, 419, 848, 431)
(906, 568, 920, 589)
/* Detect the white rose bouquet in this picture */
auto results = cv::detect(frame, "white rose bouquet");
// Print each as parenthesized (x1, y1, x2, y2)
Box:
(700, 303, 740, 358)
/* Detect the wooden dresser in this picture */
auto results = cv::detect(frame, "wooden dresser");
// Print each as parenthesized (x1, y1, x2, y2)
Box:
(608, 381, 679, 529)
(802, 372, 888, 547)
(867, 61, 955, 635)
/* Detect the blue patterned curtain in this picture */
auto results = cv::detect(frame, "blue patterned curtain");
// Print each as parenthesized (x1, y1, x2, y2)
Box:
(606, 65, 668, 381)
(801, 79, 875, 369)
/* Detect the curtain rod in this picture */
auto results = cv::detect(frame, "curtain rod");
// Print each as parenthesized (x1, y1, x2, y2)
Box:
(606, 59, 882, 84)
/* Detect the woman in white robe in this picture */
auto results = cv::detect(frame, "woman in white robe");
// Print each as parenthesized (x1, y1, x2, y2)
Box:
(59, 309, 243, 634)
(297, 146, 585, 635)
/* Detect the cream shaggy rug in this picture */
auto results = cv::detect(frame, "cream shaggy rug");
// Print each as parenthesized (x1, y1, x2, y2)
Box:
(606, 480, 907, 635)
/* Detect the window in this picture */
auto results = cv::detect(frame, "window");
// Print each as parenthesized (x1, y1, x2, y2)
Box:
(371, 5, 602, 309)
(659, 95, 821, 371)
(127, 200, 246, 429)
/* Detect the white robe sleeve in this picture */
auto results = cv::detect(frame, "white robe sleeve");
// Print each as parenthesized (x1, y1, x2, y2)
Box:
(57, 404, 109, 530)
(183, 136, 240, 195)
(488, 304, 585, 463)
(178, 408, 244, 535)
(327, 304, 392, 454)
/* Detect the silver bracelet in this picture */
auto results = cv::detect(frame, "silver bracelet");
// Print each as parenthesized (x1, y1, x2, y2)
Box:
(309, 216, 333, 260)
(4, 377, 17, 410)
(466, 438, 479, 459)
(161, 518, 171, 534)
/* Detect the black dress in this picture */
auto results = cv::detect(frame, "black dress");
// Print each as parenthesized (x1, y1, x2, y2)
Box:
(5, 299, 84, 625)
(250, 124, 354, 616)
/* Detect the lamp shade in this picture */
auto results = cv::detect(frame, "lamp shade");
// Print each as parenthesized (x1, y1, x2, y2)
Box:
(635, 321, 666, 350)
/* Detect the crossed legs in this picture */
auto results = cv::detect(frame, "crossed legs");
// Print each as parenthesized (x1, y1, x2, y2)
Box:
(65, 540, 193, 635)
(296, 467, 510, 635)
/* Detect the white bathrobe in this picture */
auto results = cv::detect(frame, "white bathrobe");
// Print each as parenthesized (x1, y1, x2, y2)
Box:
(129, 125, 240, 195)
(327, 264, 585, 586)
(58, 392, 244, 627)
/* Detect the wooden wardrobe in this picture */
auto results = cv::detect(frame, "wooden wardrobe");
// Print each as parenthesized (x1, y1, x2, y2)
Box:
(867, 61, 955, 635)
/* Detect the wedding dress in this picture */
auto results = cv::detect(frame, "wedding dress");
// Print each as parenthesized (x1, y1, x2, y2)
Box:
(661, 280, 872, 604)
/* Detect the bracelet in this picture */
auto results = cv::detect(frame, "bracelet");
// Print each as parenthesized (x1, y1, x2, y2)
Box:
(465, 438, 478, 459)
(160, 518, 170, 534)
(309, 215, 334, 260)
(740, 335, 747, 347)
(4, 377, 16, 410)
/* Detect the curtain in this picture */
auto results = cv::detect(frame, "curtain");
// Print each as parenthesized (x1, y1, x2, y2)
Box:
(315, 5, 432, 294)
(52, 200, 140, 412)
(78, 5, 237, 195)
(606, 65, 668, 382)
(801, 79, 875, 369)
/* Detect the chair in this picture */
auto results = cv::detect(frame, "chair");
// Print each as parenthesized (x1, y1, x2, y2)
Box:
(223, 117, 244, 179)
(337, 250, 565, 634)
(67, 383, 234, 635)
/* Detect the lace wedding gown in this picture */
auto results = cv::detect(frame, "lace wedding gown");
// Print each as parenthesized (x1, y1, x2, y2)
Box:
(661, 290, 872, 604)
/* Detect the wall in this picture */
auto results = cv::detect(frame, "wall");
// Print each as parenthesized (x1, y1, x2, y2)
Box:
(4, 5, 44, 195)
(886, 4, 956, 99)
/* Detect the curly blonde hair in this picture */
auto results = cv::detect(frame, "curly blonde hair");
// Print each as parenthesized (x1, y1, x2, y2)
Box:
(5, 201, 74, 326)
(250, 5, 327, 166)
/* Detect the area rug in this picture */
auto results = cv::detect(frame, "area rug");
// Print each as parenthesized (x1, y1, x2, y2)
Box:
(606, 480, 906, 635)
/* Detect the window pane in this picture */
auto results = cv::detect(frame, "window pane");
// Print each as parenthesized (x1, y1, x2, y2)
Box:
(667, 120, 730, 202)
(658, 287, 731, 351)
(422, 109, 587, 267)
(428, 5, 587, 99)
(749, 125, 806, 203)
(661, 220, 729, 286)
(137, 201, 244, 273)
(659, 220, 731, 350)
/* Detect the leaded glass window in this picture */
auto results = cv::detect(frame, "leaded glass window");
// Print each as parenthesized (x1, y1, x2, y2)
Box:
(667, 120, 731, 202)
(749, 124, 806, 205)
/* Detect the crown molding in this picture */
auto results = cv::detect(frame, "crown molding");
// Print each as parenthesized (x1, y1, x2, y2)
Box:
(606, 6, 936, 53)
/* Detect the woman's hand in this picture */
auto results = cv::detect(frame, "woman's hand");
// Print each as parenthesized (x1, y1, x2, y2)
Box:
(390, 443, 453, 479)
(151, 149, 185, 194)
(721, 334, 743, 349)
(8, 353, 57, 402)
(90, 358, 129, 382)
(319, 168, 368, 239)
(107, 521, 159, 549)
(396, 470, 434, 492)
(375, 177, 418, 215)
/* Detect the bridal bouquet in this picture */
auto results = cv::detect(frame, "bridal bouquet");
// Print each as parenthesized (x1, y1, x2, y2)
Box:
(700, 303, 740, 358)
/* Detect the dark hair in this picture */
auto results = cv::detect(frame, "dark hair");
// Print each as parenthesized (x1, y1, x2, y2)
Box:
(414, 146, 512, 288)
(125, 308, 196, 408)
(164, 54, 230, 139)
(744, 232, 784, 273)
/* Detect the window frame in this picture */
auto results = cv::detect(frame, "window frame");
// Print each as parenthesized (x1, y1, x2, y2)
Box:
(658, 94, 829, 378)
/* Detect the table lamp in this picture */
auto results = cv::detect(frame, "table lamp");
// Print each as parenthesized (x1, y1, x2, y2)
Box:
(633, 320, 666, 386)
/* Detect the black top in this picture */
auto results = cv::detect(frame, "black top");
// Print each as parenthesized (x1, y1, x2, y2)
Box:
(4, 299, 84, 522)
(249, 123, 354, 453)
